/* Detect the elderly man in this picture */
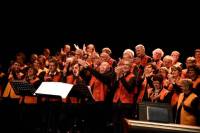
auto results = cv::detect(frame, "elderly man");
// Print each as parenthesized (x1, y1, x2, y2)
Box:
(135, 44, 152, 67)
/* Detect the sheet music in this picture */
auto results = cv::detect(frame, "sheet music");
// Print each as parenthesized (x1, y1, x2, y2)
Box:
(34, 82, 73, 98)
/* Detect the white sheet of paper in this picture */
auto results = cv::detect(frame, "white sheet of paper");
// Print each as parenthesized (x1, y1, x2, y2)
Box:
(34, 82, 73, 98)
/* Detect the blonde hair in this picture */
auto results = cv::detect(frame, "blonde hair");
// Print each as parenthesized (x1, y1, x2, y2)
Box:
(180, 78, 193, 89)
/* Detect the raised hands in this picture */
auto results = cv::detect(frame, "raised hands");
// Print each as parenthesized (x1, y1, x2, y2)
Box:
(74, 44, 80, 50)
(115, 66, 124, 80)
(77, 59, 88, 68)
(83, 43, 86, 53)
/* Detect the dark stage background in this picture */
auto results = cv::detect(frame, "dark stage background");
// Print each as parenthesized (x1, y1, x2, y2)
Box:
(0, 3, 199, 71)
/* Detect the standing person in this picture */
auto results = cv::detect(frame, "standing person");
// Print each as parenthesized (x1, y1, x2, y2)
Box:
(137, 63, 158, 103)
(112, 60, 137, 133)
(2, 61, 26, 132)
(20, 66, 41, 132)
(60, 62, 84, 133)
(44, 59, 61, 82)
(87, 61, 113, 102)
(169, 66, 183, 121)
(162, 55, 173, 74)
(171, 51, 182, 68)
(186, 65, 200, 96)
(43, 48, 51, 67)
(152, 48, 164, 69)
(61, 44, 71, 57)
(135, 44, 152, 68)
(78, 60, 114, 133)
(147, 74, 171, 103)
(3, 62, 24, 100)
(65, 62, 84, 103)
(23, 66, 40, 104)
(100, 52, 117, 69)
(41, 59, 62, 133)
(175, 79, 200, 126)
(181, 57, 196, 78)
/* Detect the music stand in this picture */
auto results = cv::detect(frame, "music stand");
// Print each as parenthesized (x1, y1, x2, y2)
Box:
(34, 82, 73, 132)
(10, 80, 36, 96)
(34, 82, 73, 99)
(66, 83, 95, 132)
(69, 83, 95, 103)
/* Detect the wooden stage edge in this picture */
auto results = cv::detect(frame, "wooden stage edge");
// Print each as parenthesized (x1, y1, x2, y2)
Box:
(123, 118, 200, 133)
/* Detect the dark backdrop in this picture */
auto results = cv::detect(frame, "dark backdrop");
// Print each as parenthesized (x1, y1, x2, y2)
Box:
(0, 3, 199, 71)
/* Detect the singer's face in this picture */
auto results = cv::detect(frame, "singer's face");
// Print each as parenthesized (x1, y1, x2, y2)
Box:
(100, 53, 109, 62)
(27, 68, 34, 76)
(64, 45, 70, 52)
(123, 53, 132, 60)
(87, 44, 95, 53)
(163, 59, 172, 68)
(73, 64, 79, 75)
(186, 60, 195, 68)
(153, 81, 161, 90)
(187, 69, 197, 81)
(49, 62, 57, 72)
(195, 51, 200, 59)
(144, 65, 153, 73)
(99, 62, 110, 74)
(178, 80, 190, 94)
(159, 69, 168, 78)
(153, 52, 162, 60)
(135, 47, 145, 57)
(171, 51, 179, 62)
(13, 62, 20, 71)
(171, 69, 179, 77)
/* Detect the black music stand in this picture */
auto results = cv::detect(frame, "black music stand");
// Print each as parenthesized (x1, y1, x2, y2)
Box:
(69, 83, 95, 104)
(10, 80, 36, 96)
(34, 82, 73, 133)
(9, 81, 37, 132)
(66, 83, 95, 132)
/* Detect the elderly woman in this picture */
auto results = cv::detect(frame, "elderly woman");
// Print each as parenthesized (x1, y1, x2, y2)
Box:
(152, 48, 164, 69)
(175, 78, 200, 126)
